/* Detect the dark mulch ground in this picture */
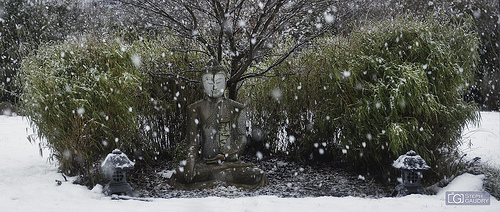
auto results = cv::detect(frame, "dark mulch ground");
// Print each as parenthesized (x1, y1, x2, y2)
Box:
(128, 155, 395, 198)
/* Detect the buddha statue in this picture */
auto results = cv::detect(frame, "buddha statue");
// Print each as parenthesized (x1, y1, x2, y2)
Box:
(170, 62, 268, 189)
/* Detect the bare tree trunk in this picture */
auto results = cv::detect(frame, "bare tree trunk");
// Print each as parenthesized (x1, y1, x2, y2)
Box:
(228, 81, 238, 100)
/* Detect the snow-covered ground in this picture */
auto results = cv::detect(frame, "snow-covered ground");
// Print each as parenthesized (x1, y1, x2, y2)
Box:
(460, 112, 500, 168)
(1, 112, 499, 212)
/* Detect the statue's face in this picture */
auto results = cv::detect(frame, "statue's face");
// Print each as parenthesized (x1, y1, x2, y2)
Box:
(202, 72, 226, 98)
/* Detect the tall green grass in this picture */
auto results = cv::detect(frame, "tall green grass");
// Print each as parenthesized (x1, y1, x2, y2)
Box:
(246, 16, 481, 177)
(18, 35, 206, 186)
(19, 37, 149, 184)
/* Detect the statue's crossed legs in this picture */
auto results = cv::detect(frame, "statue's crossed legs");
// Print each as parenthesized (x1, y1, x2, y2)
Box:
(170, 161, 268, 190)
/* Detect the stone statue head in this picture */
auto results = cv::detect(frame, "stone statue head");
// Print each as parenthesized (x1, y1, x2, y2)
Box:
(201, 60, 227, 98)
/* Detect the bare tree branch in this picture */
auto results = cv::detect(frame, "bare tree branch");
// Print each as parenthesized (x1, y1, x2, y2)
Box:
(119, 0, 336, 99)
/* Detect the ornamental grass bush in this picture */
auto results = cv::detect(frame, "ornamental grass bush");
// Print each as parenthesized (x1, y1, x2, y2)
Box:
(18, 35, 205, 186)
(246, 16, 481, 178)
(19, 37, 148, 185)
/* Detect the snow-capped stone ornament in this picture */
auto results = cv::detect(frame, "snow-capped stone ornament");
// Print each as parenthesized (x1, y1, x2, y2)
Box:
(392, 150, 430, 197)
(101, 149, 135, 196)
(392, 150, 431, 171)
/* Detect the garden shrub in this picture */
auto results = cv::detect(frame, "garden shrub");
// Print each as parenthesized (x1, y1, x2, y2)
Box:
(19, 37, 149, 184)
(246, 16, 481, 177)
(388, 0, 500, 111)
(19, 35, 206, 186)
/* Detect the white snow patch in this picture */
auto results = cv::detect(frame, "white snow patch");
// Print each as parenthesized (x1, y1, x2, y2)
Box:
(460, 112, 500, 167)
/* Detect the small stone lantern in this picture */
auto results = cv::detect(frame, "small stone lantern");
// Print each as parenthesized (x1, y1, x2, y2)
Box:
(392, 150, 430, 196)
(101, 149, 135, 196)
